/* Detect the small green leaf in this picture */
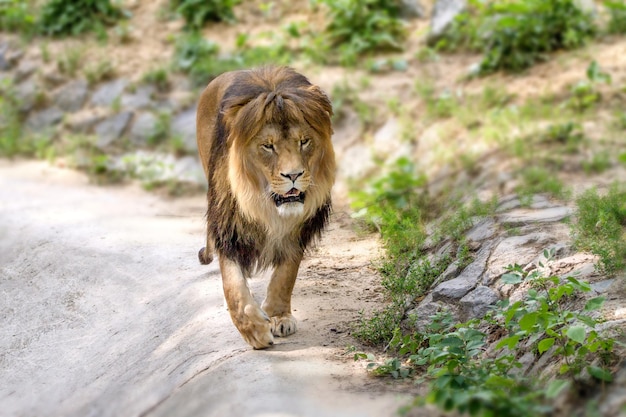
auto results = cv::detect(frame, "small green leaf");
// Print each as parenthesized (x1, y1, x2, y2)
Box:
(584, 296, 606, 311)
(538, 338, 555, 354)
(588, 365, 613, 382)
(501, 273, 522, 284)
(519, 312, 538, 332)
(546, 379, 570, 398)
(566, 326, 586, 344)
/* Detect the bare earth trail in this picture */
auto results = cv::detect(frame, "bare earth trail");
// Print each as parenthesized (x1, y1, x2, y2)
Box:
(0, 160, 416, 417)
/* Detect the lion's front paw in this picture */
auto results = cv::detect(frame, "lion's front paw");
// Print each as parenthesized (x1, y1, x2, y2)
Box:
(234, 304, 274, 349)
(270, 314, 297, 337)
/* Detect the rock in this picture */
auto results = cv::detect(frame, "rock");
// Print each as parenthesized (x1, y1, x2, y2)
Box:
(459, 285, 499, 320)
(53, 80, 89, 112)
(95, 112, 133, 149)
(90, 78, 129, 107)
(497, 206, 573, 226)
(590, 279, 616, 294)
(121, 85, 156, 111)
(170, 108, 197, 154)
(407, 293, 448, 333)
(430, 260, 461, 289)
(41, 68, 67, 87)
(432, 273, 479, 301)
(599, 363, 626, 417)
(0, 44, 22, 70)
(399, 0, 425, 18)
(427, 0, 467, 46)
(65, 109, 107, 133)
(465, 217, 498, 242)
(14, 80, 39, 113)
(25, 107, 64, 131)
(15, 60, 37, 82)
(485, 233, 553, 285)
(431, 242, 493, 302)
(129, 112, 161, 146)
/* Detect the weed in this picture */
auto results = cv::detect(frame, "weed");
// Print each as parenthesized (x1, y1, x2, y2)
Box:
(57, 47, 84, 77)
(568, 61, 612, 112)
(516, 166, 569, 200)
(0, 0, 37, 35)
(582, 151, 611, 175)
(84, 60, 116, 86)
(38, 0, 127, 38)
(313, 0, 407, 66)
(141, 67, 170, 92)
(606, 0, 626, 34)
(571, 185, 626, 275)
(170, 0, 239, 30)
(330, 81, 376, 129)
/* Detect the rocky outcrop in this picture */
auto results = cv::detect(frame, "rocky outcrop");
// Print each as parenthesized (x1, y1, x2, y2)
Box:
(0, 36, 203, 188)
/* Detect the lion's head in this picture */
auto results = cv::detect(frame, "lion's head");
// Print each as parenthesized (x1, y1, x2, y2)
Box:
(218, 67, 336, 224)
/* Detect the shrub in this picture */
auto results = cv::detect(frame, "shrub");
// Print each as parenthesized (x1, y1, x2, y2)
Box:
(38, 0, 126, 37)
(170, 0, 239, 30)
(313, 0, 407, 65)
(437, 0, 596, 74)
(479, 0, 595, 74)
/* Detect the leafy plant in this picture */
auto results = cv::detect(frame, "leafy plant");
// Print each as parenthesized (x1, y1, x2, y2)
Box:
(606, 0, 626, 34)
(571, 185, 626, 275)
(170, 0, 239, 30)
(313, 0, 407, 66)
(38, 0, 127, 38)
(516, 166, 569, 200)
(0, 0, 37, 35)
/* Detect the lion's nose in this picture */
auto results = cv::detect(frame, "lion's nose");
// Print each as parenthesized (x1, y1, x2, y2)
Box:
(281, 171, 304, 182)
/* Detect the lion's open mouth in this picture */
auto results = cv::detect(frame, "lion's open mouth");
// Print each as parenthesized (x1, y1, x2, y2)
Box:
(273, 189, 305, 207)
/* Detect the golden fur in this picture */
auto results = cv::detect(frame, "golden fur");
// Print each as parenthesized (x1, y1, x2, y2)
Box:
(196, 66, 335, 349)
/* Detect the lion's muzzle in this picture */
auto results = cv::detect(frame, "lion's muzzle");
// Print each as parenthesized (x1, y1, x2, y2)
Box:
(273, 189, 305, 207)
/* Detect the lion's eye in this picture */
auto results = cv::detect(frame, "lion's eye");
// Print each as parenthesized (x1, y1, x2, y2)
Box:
(261, 143, 274, 152)
(300, 138, 311, 148)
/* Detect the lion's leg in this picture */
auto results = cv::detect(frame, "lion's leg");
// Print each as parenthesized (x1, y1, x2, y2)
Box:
(219, 256, 274, 349)
(262, 254, 302, 337)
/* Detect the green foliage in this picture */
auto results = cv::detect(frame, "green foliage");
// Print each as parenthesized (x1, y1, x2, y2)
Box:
(438, 0, 596, 74)
(606, 0, 626, 34)
(360, 255, 619, 416)
(0, 79, 25, 157)
(572, 185, 626, 275)
(0, 0, 37, 34)
(38, 0, 126, 38)
(313, 0, 407, 66)
(169, 0, 239, 30)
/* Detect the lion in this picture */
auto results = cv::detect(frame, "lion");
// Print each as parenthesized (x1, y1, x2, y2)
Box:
(196, 66, 336, 349)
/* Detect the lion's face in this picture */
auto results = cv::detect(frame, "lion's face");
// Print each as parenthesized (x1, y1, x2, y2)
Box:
(251, 124, 315, 217)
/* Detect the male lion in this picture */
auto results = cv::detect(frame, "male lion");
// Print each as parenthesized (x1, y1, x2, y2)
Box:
(196, 66, 335, 349)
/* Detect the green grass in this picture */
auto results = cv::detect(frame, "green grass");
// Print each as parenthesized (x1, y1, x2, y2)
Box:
(572, 185, 626, 275)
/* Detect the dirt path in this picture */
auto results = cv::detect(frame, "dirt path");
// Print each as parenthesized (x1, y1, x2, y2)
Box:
(0, 160, 423, 417)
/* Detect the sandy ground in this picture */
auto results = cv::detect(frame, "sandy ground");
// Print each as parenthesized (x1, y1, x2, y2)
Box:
(0, 160, 428, 417)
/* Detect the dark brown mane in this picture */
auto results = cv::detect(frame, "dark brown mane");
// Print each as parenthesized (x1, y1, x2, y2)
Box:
(220, 66, 333, 148)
